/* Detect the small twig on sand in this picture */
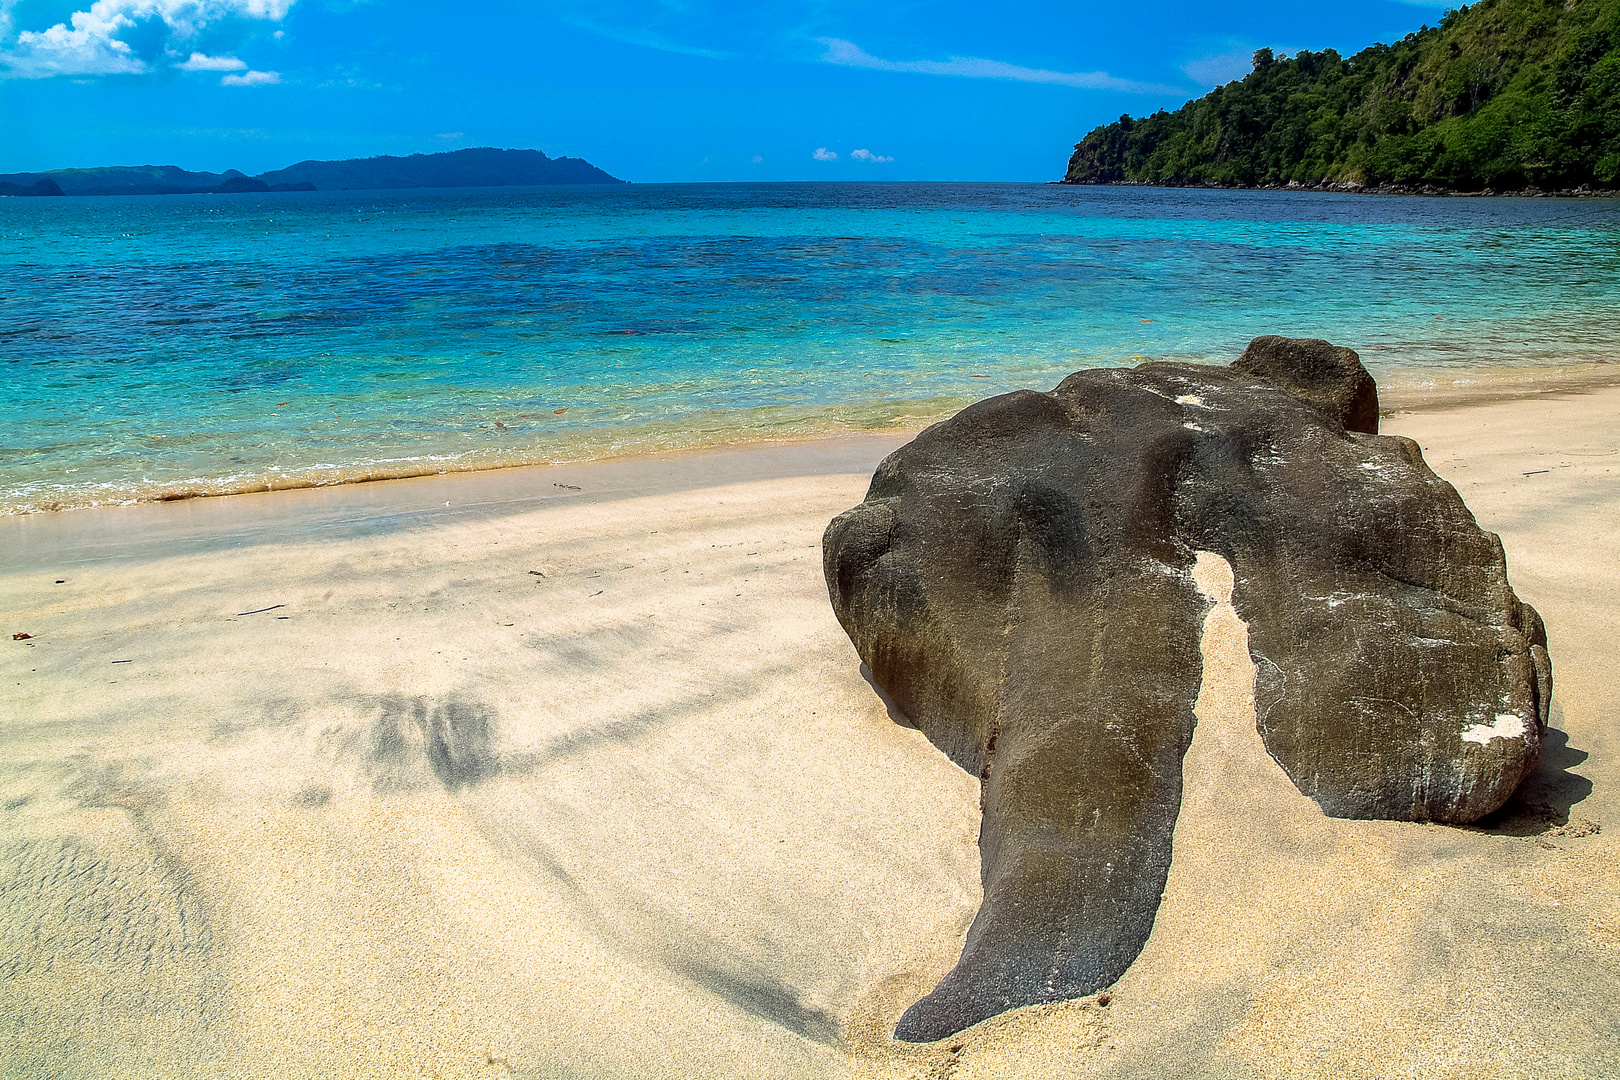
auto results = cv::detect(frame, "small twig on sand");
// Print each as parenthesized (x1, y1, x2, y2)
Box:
(111, 659, 132, 664)
(236, 604, 286, 616)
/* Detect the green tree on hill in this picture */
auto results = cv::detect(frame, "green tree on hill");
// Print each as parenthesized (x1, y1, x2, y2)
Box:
(1065, 0, 1620, 191)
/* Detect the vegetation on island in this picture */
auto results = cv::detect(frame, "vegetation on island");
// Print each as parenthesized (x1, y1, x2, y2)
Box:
(0, 177, 64, 196)
(0, 147, 622, 197)
(256, 148, 621, 191)
(1065, 0, 1620, 191)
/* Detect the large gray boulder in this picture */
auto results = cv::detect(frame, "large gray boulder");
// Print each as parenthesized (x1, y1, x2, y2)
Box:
(823, 338, 1551, 1043)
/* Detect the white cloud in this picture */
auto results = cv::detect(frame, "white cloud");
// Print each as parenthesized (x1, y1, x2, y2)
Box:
(1181, 42, 1316, 88)
(220, 67, 276, 84)
(174, 124, 267, 137)
(177, 50, 245, 70)
(812, 147, 837, 161)
(563, 16, 730, 59)
(436, 131, 465, 140)
(1, 0, 295, 79)
(1181, 48, 1254, 88)
(819, 38, 1180, 95)
(850, 148, 892, 163)
(751, 155, 763, 163)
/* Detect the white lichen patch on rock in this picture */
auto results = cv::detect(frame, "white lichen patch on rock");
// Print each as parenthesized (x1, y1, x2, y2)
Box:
(1460, 713, 1527, 745)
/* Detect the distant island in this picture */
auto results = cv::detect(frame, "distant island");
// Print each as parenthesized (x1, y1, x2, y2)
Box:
(0, 147, 623, 197)
(1065, 0, 1620, 194)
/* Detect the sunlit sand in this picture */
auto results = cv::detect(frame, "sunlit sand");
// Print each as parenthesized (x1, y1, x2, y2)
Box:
(3, 387, 1616, 1078)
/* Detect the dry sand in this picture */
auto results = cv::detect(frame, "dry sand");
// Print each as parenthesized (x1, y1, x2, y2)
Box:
(2, 389, 1616, 1079)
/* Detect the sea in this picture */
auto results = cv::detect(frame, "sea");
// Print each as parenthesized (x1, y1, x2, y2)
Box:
(3, 182, 1618, 515)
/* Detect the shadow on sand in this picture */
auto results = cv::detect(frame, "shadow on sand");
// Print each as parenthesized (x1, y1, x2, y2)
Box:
(860, 662, 1597, 840)
(1471, 707, 1594, 836)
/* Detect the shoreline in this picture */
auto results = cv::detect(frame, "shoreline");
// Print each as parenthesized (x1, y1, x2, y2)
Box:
(1059, 177, 1620, 199)
(8, 361, 1618, 523)
(0, 394, 978, 519)
(0, 432, 912, 573)
(1377, 361, 1620, 412)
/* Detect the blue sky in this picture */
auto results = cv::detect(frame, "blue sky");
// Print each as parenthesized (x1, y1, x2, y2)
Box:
(1, 0, 1451, 181)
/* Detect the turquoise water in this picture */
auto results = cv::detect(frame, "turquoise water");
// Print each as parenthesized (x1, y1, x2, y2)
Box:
(3, 182, 1619, 513)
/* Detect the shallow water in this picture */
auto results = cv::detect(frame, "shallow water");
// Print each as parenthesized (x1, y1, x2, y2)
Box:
(3, 182, 1618, 513)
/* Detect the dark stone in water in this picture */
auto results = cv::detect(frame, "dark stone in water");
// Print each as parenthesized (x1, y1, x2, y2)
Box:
(822, 337, 1550, 1042)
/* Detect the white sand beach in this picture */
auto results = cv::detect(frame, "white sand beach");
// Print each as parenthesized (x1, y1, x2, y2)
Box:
(2, 387, 1617, 1079)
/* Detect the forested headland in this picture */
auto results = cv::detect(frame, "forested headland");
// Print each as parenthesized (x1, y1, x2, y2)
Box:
(1064, 0, 1620, 193)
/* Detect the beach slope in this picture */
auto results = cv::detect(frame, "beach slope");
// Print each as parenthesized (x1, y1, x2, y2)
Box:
(1, 392, 1616, 1079)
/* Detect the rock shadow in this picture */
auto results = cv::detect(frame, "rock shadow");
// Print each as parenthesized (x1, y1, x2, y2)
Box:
(859, 664, 924, 729)
(1474, 714, 1594, 836)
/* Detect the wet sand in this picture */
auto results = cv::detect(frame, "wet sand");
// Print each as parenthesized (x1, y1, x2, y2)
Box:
(2, 387, 1616, 1079)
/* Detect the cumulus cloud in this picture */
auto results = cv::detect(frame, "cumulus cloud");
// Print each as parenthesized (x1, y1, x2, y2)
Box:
(850, 148, 892, 163)
(1, 0, 294, 79)
(219, 67, 276, 84)
(819, 38, 1179, 95)
(177, 50, 245, 70)
(812, 147, 837, 161)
